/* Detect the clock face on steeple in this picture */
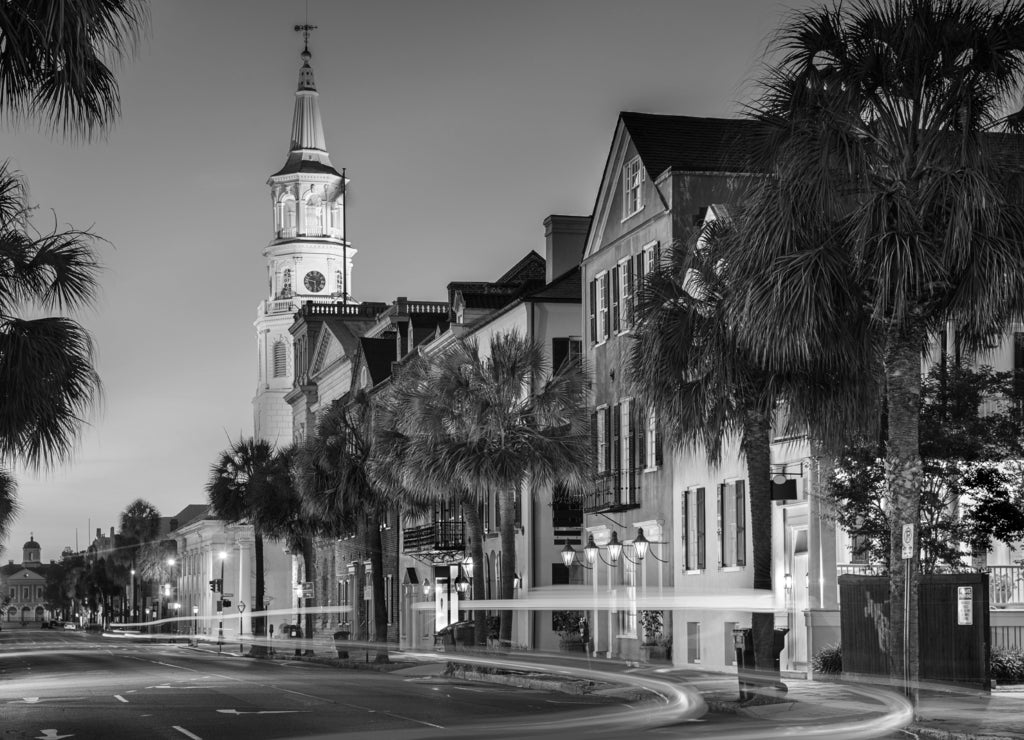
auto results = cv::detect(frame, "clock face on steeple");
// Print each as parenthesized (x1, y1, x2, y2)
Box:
(303, 270, 326, 292)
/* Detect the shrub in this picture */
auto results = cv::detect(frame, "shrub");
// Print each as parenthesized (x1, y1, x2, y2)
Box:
(812, 644, 842, 675)
(992, 647, 1024, 684)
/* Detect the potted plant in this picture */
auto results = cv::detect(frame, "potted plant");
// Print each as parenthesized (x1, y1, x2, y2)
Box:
(552, 610, 586, 652)
(639, 610, 668, 662)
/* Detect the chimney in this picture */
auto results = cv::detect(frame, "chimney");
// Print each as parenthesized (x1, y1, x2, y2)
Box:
(543, 215, 590, 283)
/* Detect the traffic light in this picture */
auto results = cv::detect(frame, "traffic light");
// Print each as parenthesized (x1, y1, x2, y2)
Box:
(209, 580, 217, 593)
(209, 579, 223, 593)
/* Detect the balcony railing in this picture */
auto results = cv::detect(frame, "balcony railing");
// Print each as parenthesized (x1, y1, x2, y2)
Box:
(990, 565, 1024, 607)
(403, 521, 465, 553)
(583, 468, 640, 513)
(837, 563, 885, 577)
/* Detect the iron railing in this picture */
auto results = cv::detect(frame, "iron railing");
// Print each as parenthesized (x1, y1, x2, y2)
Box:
(402, 521, 465, 553)
(990, 565, 1024, 607)
(582, 468, 640, 512)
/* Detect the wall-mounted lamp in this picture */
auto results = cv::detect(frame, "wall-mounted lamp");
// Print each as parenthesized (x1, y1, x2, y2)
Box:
(422, 580, 432, 597)
(561, 542, 593, 570)
(512, 573, 522, 590)
(784, 573, 793, 591)
(455, 570, 470, 594)
(607, 531, 623, 565)
(632, 528, 667, 563)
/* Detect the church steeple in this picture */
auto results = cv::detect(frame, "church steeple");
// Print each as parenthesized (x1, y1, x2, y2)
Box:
(255, 28, 356, 447)
(273, 42, 339, 178)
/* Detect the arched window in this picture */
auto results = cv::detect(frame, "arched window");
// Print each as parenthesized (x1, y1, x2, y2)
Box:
(281, 269, 292, 298)
(279, 194, 296, 234)
(304, 193, 322, 235)
(335, 270, 343, 296)
(272, 340, 287, 378)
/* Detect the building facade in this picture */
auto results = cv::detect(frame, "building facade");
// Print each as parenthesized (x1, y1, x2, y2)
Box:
(1, 537, 53, 624)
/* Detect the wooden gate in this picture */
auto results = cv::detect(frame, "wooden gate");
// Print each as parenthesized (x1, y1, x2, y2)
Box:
(839, 573, 990, 688)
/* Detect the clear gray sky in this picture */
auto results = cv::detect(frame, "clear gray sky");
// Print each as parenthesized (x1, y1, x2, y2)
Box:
(2, 0, 814, 562)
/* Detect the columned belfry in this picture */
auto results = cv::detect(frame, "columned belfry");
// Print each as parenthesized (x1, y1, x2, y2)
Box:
(254, 31, 356, 445)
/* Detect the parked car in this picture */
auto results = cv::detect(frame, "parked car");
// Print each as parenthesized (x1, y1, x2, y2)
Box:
(63, 622, 77, 630)
(40, 621, 50, 628)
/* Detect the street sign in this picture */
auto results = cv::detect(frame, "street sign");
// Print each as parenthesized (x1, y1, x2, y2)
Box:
(221, 593, 234, 598)
(901, 523, 915, 560)
(958, 586, 974, 625)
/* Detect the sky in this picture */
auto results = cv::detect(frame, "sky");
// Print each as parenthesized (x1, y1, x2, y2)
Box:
(1, 0, 817, 563)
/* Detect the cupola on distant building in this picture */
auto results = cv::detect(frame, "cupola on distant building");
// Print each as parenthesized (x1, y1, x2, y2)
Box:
(1, 535, 54, 624)
(254, 32, 355, 445)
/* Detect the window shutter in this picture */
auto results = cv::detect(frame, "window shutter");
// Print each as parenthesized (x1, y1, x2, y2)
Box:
(717, 484, 725, 568)
(637, 405, 647, 469)
(552, 337, 569, 374)
(603, 274, 611, 340)
(736, 480, 746, 566)
(696, 487, 706, 570)
(612, 403, 621, 473)
(590, 410, 598, 470)
(598, 407, 606, 470)
(653, 241, 661, 269)
(654, 418, 663, 467)
(589, 280, 597, 343)
(628, 402, 638, 474)
(611, 265, 620, 333)
(626, 258, 635, 328)
(682, 490, 690, 571)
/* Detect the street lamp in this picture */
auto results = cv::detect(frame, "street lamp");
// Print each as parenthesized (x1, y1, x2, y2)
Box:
(192, 604, 199, 641)
(237, 601, 246, 653)
(130, 568, 136, 623)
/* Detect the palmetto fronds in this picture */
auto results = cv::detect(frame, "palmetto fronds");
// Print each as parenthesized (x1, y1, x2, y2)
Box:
(0, 0, 148, 140)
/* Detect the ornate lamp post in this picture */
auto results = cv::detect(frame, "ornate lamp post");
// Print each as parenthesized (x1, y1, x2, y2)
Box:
(217, 551, 227, 652)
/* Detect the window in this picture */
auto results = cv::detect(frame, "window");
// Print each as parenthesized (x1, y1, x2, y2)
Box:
(718, 481, 747, 568)
(385, 574, 395, 625)
(595, 272, 610, 343)
(622, 155, 644, 219)
(687, 622, 702, 663)
(272, 340, 287, 378)
(683, 487, 706, 571)
(551, 337, 582, 374)
(281, 268, 292, 298)
(643, 407, 661, 469)
(618, 258, 634, 331)
(336, 270, 344, 296)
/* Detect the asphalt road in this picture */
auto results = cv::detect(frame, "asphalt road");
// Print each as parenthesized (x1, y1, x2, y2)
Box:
(0, 626, 657, 740)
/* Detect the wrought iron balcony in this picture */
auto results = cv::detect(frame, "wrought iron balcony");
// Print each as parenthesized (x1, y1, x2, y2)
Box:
(583, 468, 640, 513)
(403, 520, 465, 554)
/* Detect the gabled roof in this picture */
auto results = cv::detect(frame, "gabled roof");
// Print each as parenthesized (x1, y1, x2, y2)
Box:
(358, 337, 397, 386)
(524, 265, 581, 303)
(495, 250, 546, 284)
(619, 112, 763, 178)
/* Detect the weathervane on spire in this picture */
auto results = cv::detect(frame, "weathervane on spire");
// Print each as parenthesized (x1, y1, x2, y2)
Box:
(295, 23, 317, 53)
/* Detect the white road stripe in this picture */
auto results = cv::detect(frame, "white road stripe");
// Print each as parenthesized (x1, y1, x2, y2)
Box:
(172, 726, 202, 740)
(114, 695, 128, 703)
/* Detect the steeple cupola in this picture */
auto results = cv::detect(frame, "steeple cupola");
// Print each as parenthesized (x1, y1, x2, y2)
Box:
(273, 45, 339, 179)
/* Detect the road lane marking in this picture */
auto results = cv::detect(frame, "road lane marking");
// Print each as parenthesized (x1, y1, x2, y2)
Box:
(216, 709, 308, 715)
(172, 726, 202, 740)
(114, 695, 128, 703)
(35, 731, 73, 739)
(341, 702, 445, 729)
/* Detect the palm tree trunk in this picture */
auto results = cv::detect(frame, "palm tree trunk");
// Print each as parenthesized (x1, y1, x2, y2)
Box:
(254, 533, 265, 638)
(366, 511, 390, 663)
(462, 500, 487, 647)
(885, 327, 923, 700)
(741, 413, 776, 675)
(498, 487, 517, 646)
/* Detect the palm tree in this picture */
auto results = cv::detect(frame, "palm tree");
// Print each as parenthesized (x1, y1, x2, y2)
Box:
(629, 222, 875, 678)
(206, 438, 275, 638)
(119, 498, 159, 620)
(0, 468, 18, 553)
(295, 394, 399, 662)
(0, 0, 148, 140)
(723, 0, 1024, 689)
(373, 379, 489, 647)
(252, 444, 325, 654)
(382, 331, 590, 646)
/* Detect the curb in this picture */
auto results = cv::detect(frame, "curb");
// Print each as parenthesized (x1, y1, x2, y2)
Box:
(906, 726, 1023, 740)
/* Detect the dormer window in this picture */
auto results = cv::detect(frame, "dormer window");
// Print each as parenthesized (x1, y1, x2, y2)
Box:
(622, 155, 644, 219)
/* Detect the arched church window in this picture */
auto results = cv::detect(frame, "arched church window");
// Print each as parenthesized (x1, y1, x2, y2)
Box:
(281, 269, 292, 298)
(280, 195, 296, 234)
(273, 340, 287, 378)
(335, 270, 343, 296)
(304, 193, 322, 235)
